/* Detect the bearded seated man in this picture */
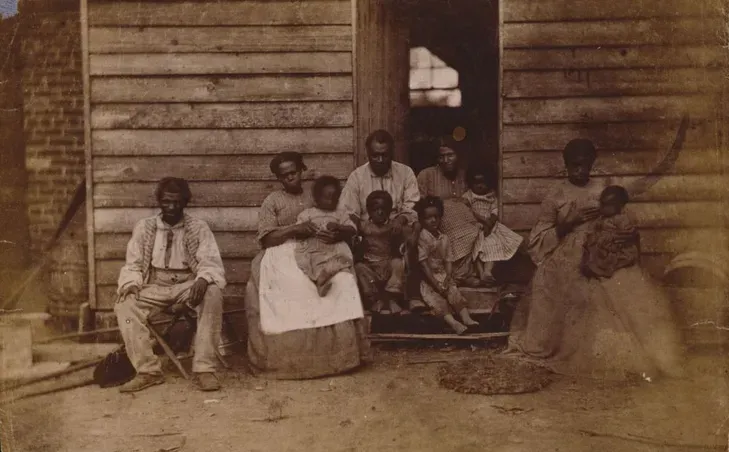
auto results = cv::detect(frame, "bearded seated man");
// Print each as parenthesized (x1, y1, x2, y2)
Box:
(114, 177, 227, 393)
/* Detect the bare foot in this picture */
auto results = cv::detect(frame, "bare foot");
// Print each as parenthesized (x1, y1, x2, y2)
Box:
(457, 308, 479, 326)
(463, 276, 481, 288)
(452, 322, 468, 335)
(445, 315, 468, 335)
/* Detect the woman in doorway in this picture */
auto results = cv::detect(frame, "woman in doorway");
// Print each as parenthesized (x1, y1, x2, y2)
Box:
(417, 137, 482, 286)
(506, 139, 684, 380)
(416, 137, 532, 288)
(244, 152, 369, 379)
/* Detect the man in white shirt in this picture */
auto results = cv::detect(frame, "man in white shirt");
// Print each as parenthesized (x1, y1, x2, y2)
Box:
(339, 130, 426, 312)
(114, 177, 226, 393)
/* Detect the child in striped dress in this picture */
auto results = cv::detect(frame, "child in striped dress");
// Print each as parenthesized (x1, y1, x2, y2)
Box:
(463, 168, 524, 286)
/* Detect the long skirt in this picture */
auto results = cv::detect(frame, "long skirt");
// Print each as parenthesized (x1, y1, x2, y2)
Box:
(509, 231, 684, 380)
(245, 246, 370, 380)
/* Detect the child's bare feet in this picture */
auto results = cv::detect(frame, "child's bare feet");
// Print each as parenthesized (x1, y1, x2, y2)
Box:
(463, 276, 481, 288)
(444, 314, 468, 335)
(458, 308, 480, 327)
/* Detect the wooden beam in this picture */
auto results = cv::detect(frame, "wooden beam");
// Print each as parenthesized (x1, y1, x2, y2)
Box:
(80, 0, 97, 309)
(502, 19, 721, 49)
(90, 102, 354, 129)
(503, 96, 715, 124)
(92, 128, 354, 156)
(88, 0, 352, 26)
(94, 207, 259, 233)
(503, 46, 726, 71)
(503, 0, 720, 22)
(92, 154, 353, 182)
(502, 120, 716, 152)
(89, 52, 352, 76)
(503, 68, 723, 99)
(89, 26, 353, 53)
(91, 75, 352, 103)
(502, 148, 724, 178)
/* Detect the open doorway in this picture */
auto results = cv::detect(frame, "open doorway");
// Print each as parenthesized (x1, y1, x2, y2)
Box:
(353, 0, 499, 177)
(403, 0, 500, 175)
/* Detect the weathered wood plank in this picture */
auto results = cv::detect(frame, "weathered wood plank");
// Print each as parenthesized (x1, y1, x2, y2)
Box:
(503, 68, 723, 98)
(512, 227, 729, 255)
(502, 201, 726, 231)
(502, 174, 729, 204)
(94, 231, 261, 259)
(94, 207, 259, 233)
(503, 0, 719, 22)
(502, 121, 716, 152)
(502, 19, 720, 49)
(502, 46, 726, 71)
(91, 102, 354, 129)
(88, 1, 351, 26)
(89, 52, 352, 76)
(92, 128, 354, 156)
(93, 180, 338, 207)
(92, 154, 353, 182)
(640, 228, 729, 255)
(95, 283, 247, 310)
(95, 259, 251, 285)
(91, 75, 352, 103)
(503, 96, 715, 124)
(502, 149, 723, 178)
(89, 26, 352, 53)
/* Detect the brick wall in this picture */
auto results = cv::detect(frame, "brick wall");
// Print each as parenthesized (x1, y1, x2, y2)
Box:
(18, 1, 84, 259)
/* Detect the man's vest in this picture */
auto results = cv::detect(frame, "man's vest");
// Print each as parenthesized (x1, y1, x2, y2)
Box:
(140, 214, 204, 283)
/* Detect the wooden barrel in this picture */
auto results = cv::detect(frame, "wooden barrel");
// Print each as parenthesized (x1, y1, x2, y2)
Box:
(47, 205, 88, 320)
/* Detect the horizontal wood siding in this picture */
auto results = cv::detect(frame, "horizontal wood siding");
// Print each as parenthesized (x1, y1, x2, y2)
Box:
(87, 0, 354, 310)
(500, 0, 727, 280)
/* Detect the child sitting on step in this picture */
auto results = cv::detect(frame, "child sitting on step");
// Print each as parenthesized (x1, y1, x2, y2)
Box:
(463, 167, 524, 286)
(416, 195, 480, 335)
(353, 190, 407, 315)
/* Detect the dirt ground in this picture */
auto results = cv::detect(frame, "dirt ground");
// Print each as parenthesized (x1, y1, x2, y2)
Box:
(2, 345, 728, 452)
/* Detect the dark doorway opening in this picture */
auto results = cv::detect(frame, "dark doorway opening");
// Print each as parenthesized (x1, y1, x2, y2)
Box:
(401, 0, 500, 175)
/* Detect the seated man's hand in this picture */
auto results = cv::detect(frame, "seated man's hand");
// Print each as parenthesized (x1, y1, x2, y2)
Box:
(189, 278, 209, 307)
(168, 301, 192, 315)
(118, 285, 139, 303)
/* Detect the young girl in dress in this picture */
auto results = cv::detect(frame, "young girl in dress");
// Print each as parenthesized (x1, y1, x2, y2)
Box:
(294, 175, 357, 296)
(581, 185, 640, 278)
(462, 167, 524, 286)
(416, 196, 480, 335)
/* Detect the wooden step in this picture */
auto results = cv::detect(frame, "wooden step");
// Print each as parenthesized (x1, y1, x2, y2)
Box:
(459, 287, 500, 314)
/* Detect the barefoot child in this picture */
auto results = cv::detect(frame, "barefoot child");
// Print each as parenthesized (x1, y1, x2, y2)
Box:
(581, 185, 640, 278)
(416, 196, 480, 334)
(354, 191, 407, 314)
(462, 168, 524, 286)
(294, 176, 357, 296)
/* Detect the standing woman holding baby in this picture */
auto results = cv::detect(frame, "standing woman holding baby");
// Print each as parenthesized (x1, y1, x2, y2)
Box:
(244, 152, 369, 380)
(506, 139, 685, 381)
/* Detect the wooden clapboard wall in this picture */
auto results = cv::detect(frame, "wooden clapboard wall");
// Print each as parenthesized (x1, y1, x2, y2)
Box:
(83, 0, 354, 310)
(500, 0, 728, 279)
